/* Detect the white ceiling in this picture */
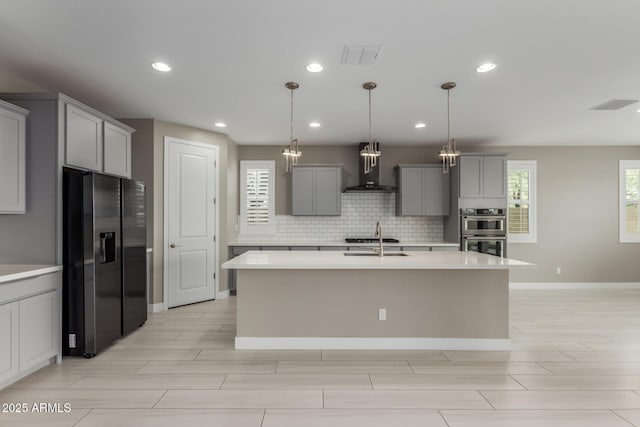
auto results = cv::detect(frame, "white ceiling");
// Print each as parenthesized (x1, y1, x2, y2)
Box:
(1, 0, 639, 147)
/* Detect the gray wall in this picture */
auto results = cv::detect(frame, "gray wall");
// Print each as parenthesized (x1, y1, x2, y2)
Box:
(238, 144, 640, 284)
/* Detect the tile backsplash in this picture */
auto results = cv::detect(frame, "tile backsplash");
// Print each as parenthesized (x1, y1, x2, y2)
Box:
(237, 192, 444, 242)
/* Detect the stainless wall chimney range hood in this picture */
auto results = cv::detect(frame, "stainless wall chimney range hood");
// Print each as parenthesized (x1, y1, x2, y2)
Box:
(343, 143, 396, 193)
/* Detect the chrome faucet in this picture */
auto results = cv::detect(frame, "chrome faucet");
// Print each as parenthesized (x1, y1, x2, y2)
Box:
(373, 221, 384, 257)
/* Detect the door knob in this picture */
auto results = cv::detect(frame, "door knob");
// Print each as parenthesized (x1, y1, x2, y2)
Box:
(170, 243, 181, 248)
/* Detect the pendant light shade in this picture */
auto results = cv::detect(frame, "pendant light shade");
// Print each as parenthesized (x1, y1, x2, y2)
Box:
(439, 81, 460, 173)
(282, 81, 301, 172)
(360, 82, 381, 174)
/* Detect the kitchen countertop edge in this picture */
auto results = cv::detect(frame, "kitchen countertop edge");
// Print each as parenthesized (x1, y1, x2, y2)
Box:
(222, 250, 535, 270)
(0, 265, 63, 284)
(228, 241, 460, 247)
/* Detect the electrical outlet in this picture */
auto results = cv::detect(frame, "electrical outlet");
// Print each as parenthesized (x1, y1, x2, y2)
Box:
(378, 308, 387, 321)
(69, 334, 76, 348)
(556, 267, 562, 275)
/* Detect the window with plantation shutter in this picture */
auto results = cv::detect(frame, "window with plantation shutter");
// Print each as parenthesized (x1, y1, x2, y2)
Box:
(240, 160, 275, 234)
(620, 160, 640, 243)
(507, 161, 537, 243)
(246, 168, 270, 224)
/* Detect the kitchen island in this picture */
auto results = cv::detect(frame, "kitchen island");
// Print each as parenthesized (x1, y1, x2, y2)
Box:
(222, 251, 534, 351)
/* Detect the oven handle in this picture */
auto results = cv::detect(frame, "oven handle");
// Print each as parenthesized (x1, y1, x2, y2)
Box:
(463, 236, 506, 240)
(462, 217, 505, 233)
(462, 216, 506, 221)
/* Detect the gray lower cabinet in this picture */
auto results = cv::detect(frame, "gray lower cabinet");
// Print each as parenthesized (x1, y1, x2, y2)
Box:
(459, 155, 506, 199)
(229, 246, 259, 293)
(395, 165, 449, 216)
(399, 246, 458, 251)
(0, 271, 62, 390)
(431, 246, 460, 251)
(0, 301, 19, 385)
(291, 165, 342, 216)
(400, 246, 431, 251)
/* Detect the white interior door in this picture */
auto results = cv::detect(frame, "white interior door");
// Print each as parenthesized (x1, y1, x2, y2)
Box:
(165, 137, 217, 308)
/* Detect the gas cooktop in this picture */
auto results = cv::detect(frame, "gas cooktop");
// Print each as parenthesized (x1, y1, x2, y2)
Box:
(345, 238, 400, 244)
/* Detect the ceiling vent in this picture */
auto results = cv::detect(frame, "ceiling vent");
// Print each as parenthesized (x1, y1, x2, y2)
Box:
(590, 99, 638, 110)
(341, 45, 382, 65)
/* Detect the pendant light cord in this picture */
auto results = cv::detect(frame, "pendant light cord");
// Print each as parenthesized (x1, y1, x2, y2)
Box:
(290, 87, 294, 145)
(368, 88, 372, 152)
(447, 88, 451, 143)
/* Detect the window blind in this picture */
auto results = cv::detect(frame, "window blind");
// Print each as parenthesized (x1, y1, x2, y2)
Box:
(246, 168, 270, 224)
(625, 169, 640, 235)
(507, 160, 537, 243)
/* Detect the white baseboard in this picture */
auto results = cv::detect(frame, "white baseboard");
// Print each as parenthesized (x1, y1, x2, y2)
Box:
(510, 282, 640, 290)
(147, 303, 165, 313)
(217, 289, 230, 299)
(235, 337, 510, 351)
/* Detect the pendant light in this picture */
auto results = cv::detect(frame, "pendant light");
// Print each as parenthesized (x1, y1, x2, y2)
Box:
(282, 81, 301, 172)
(360, 82, 381, 174)
(439, 81, 460, 173)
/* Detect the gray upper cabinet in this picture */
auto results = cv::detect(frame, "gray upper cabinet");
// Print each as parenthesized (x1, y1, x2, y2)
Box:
(459, 156, 483, 198)
(64, 100, 133, 177)
(103, 122, 132, 178)
(482, 156, 506, 198)
(395, 165, 449, 216)
(291, 165, 342, 216)
(291, 167, 315, 214)
(459, 155, 506, 199)
(0, 100, 28, 214)
(65, 103, 103, 172)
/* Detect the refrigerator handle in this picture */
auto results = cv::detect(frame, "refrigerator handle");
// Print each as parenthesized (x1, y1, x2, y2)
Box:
(99, 236, 106, 263)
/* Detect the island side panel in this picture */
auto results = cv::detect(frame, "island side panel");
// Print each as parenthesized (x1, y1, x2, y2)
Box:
(236, 269, 508, 340)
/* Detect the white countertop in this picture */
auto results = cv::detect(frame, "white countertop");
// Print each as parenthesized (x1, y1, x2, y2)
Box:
(228, 241, 459, 247)
(222, 250, 535, 270)
(0, 265, 63, 284)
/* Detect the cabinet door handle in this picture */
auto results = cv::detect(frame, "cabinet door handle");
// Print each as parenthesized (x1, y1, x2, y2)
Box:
(170, 243, 182, 249)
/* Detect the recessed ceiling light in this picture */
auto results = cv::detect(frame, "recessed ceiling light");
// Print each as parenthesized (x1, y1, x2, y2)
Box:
(306, 63, 324, 72)
(309, 122, 321, 128)
(151, 62, 171, 72)
(476, 63, 496, 73)
(414, 122, 427, 128)
(214, 122, 226, 128)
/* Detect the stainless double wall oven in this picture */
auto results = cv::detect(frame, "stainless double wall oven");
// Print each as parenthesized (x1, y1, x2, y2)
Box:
(460, 208, 507, 257)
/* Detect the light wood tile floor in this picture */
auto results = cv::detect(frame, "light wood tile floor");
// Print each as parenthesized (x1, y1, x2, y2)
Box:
(3, 289, 640, 426)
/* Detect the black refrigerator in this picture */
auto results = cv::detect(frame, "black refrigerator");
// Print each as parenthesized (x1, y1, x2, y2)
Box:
(63, 169, 147, 358)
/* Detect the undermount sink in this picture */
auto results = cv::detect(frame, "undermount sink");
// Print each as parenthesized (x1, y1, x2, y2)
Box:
(343, 252, 408, 257)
